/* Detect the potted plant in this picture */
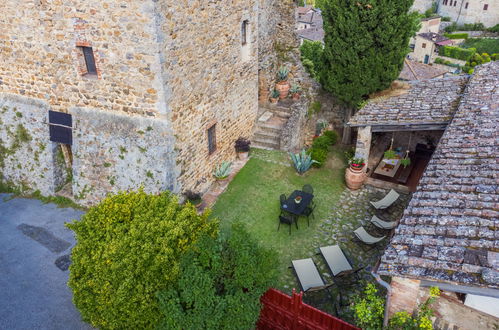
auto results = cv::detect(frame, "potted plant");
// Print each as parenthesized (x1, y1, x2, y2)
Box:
(275, 66, 290, 99)
(400, 157, 411, 168)
(384, 149, 397, 160)
(290, 84, 301, 100)
(213, 161, 232, 182)
(235, 137, 251, 160)
(269, 89, 280, 104)
(183, 190, 202, 207)
(294, 195, 302, 204)
(349, 157, 365, 172)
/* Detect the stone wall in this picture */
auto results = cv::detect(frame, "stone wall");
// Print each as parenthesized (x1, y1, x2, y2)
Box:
(70, 107, 177, 205)
(0, 93, 55, 195)
(411, 0, 435, 13)
(157, 0, 260, 194)
(437, 0, 499, 27)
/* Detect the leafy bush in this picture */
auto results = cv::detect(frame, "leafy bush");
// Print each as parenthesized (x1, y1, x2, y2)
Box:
(235, 137, 251, 152)
(434, 57, 461, 68)
(289, 149, 318, 174)
(384, 149, 397, 159)
(307, 101, 322, 117)
(441, 16, 451, 22)
(462, 38, 499, 55)
(444, 32, 468, 39)
(301, 58, 317, 79)
(67, 190, 218, 329)
(312, 135, 331, 150)
(214, 161, 232, 179)
(157, 223, 278, 329)
(300, 40, 323, 81)
(322, 130, 339, 146)
(387, 287, 440, 330)
(353, 283, 385, 330)
(310, 147, 328, 168)
(439, 45, 475, 61)
(444, 22, 458, 33)
(488, 24, 499, 33)
(462, 23, 485, 31)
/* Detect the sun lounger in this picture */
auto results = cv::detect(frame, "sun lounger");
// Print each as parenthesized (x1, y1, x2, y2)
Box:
(370, 215, 397, 230)
(353, 227, 386, 245)
(319, 245, 353, 277)
(370, 189, 400, 210)
(291, 258, 330, 292)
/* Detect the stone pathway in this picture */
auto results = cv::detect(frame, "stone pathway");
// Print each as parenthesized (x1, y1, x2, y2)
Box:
(279, 185, 411, 321)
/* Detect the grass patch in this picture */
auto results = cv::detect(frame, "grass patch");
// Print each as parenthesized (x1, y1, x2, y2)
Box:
(461, 38, 499, 55)
(211, 148, 347, 288)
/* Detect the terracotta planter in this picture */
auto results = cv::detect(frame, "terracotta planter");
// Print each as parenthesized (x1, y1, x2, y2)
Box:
(269, 97, 279, 104)
(345, 167, 367, 190)
(275, 81, 290, 99)
(237, 151, 249, 160)
(350, 164, 364, 173)
(292, 93, 300, 101)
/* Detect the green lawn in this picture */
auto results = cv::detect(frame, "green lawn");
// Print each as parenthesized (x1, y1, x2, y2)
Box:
(461, 38, 499, 55)
(211, 148, 347, 288)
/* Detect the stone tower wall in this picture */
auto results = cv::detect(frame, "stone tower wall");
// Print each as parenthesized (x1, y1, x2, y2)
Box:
(437, 0, 499, 27)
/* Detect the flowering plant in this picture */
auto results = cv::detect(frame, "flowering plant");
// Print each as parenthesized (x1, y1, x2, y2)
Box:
(294, 196, 302, 203)
(349, 157, 365, 168)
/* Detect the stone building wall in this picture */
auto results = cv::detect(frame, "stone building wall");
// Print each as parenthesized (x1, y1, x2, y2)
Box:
(156, 0, 259, 194)
(437, 0, 499, 27)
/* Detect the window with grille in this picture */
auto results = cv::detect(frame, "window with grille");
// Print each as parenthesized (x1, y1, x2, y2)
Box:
(81, 47, 97, 75)
(483, 4, 488, 10)
(207, 124, 217, 155)
(465, 2, 469, 8)
(241, 20, 249, 45)
(422, 43, 427, 48)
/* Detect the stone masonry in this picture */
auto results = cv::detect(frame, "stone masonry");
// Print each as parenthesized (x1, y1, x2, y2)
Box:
(0, 0, 290, 205)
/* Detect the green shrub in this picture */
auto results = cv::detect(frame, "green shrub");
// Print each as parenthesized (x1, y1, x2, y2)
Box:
(300, 40, 323, 81)
(444, 22, 458, 33)
(461, 38, 499, 55)
(157, 223, 278, 329)
(312, 135, 331, 150)
(307, 101, 322, 118)
(439, 45, 475, 60)
(310, 147, 328, 168)
(67, 190, 218, 329)
(488, 24, 499, 33)
(444, 32, 468, 39)
(322, 130, 339, 146)
(441, 16, 451, 22)
(434, 57, 444, 64)
(462, 23, 485, 31)
(353, 283, 385, 330)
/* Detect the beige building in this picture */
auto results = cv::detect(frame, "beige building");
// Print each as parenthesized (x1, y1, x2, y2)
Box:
(438, 0, 499, 27)
(0, 0, 294, 205)
(411, 32, 455, 64)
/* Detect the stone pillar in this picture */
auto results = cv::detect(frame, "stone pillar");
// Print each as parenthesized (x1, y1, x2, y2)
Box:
(341, 107, 354, 145)
(355, 125, 372, 162)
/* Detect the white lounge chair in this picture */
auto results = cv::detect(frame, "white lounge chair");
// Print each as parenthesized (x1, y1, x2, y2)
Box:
(370, 189, 400, 210)
(291, 258, 331, 292)
(370, 215, 398, 230)
(319, 245, 353, 277)
(353, 227, 386, 246)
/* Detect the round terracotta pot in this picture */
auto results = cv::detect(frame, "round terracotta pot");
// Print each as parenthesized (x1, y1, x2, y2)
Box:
(292, 93, 300, 100)
(345, 167, 367, 190)
(275, 81, 290, 99)
(269, 97, 279, 104)
(237, 151, 249, 160)
(350, 164, 364, 173)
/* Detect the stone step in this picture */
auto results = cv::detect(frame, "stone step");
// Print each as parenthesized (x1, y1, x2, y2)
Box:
(274, 110, 291, 119)
(253, 129, 280, 141)
(252, 136, 280, 150)
(256, 122, 284, 134)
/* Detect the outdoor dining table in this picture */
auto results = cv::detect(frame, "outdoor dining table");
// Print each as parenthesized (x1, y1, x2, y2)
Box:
(281, 190, 314, 216)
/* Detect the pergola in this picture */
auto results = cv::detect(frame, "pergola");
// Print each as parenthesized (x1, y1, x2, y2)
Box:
(348, 75, 469, 162)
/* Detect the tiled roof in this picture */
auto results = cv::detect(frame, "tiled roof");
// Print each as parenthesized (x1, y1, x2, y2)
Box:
(418, 32, 449, 43)
(348, 75, 468, 127)
(298, 27, 324, 42)
(296, 6, 314, 15)
(399, 59, 448, 81)
(298, 11, 323, 27)
(379, 61, 499, 289)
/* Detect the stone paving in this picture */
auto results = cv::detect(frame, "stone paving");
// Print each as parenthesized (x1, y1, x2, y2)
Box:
(279, 185, 412, 321)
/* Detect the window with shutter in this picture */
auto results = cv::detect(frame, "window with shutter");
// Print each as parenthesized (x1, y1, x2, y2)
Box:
(241, 20, 248, 46)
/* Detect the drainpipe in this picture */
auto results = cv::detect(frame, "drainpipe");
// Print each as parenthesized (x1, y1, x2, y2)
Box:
(366, 266, 392, 327)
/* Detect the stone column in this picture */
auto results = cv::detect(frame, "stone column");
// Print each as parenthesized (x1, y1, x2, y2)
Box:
(354, 125, 372, 162)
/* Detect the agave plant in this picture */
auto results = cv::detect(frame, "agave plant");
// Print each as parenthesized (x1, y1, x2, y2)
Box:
(213, 161, 232, 179)
(290, 84, 301, 94)
(277, 66, 290, 82)
(271, 89, 280, 99)
(289, 149, 318, 174)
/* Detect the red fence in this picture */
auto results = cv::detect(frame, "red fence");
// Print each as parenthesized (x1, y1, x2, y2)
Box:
(257, 288, 359, 330)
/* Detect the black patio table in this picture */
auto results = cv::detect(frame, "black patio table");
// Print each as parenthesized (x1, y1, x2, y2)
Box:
(281, 190, 314, 216)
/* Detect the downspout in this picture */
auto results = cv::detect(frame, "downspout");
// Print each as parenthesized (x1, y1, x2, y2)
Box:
(366, 266, 392, 327)
(456, 0, 466, 26)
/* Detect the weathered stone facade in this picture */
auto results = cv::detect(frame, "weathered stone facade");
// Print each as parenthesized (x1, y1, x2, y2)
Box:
(437, 0, 499, 27)
(0, 0, 272, 205)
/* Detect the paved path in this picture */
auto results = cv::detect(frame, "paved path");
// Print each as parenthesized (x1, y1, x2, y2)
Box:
(0, 194, 92, 330)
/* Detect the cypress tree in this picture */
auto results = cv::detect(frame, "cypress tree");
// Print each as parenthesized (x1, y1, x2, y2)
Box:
(320, 0, 419, 107)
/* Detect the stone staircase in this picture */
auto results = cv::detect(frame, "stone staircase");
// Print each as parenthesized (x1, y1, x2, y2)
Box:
(432, 317, 460, 330)
(252, 102, 293, 150)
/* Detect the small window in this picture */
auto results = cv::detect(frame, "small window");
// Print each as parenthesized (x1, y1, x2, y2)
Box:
(422, 43, 427, 48)
(207, 124, 217, 155)
(241, 20, 249, 45)
(465, 2, 469, 9)
(81, 47, 97, 75)
(483, 4, 488, 10)
(454, 0, 457, 6)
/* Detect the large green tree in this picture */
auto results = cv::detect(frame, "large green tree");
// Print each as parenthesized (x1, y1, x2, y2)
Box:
(320, 0, 419, 107)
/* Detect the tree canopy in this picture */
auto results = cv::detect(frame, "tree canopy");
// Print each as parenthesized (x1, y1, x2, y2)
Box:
(320, 0, 419, 107)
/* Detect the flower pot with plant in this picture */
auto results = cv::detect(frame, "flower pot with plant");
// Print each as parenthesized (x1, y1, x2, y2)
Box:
(290, 84, 301, 100)
(235, 137, 251, 160)
(349, 157, 366, 172)
(183, 190, 202, 207)
(275, 66, 290, 99)
(213, 161, 232, 183)
(269, 89, 280, 104)
(294, 195, 302, 204)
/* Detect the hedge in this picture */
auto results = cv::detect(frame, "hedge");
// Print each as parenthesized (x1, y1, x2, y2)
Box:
(67, 190, 219, 329)
(434, 57, 461, 68)
(443, 33, 468, 39)
(439, 46, 476, 61)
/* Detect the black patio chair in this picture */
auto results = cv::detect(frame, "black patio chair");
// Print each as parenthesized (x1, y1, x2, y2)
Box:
(280, 194, 287, 206)
(302, 184, 314, 195)
(302, 203, 316, 227)
(278, 211, 298, 235)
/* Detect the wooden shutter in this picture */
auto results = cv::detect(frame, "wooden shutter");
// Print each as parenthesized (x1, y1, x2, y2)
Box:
(49, 111, 73, 145)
